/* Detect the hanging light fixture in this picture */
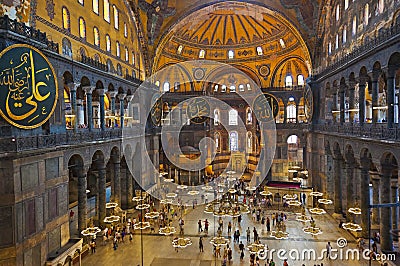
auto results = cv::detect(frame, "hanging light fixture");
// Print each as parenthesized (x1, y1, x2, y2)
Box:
(247, 242, 266, 254)
(159, 225, 176, 235)
(172, 237, 192, 248)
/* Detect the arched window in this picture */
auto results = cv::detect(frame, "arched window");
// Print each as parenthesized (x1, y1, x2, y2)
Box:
(125, 47, 129, 62)
(352, 16, 357, 36)
(214, 109, 220, 125)
(155, 81, 160, 87)
(247, 84, 251, 90)
(246, 107, 252, 124)
(163, 82, 170, 92)
(124, 23, 128, 38)
(364, 4, 369, 26)
(328, 42, 332, 55)
(104, 0, 110, 22)
(239, 84, 245, 92)
(62, 38, 72, 58)
(228, 50, 234, 59)
(106, 35, 111, 52)
(229, 131, 238, 151)
(336, 4, 340, 21)
(229, 109, 238, 125)
(344, 0, 349, 10)
(116, 41, 120, 57)
(113, 5, 119, 29)
(132, 52, 135, 65)
(297, 75, 305, 86)
(199, 49, 205, 59)
(177, 45, 183, 54)
(246, 131, 252, 153)
(214, 85, 219, 92)
(116, 64, 122, 76)
(285, 75, 293, 87)
(62, 7, 70, 30)
(256, 46, 263, 55)
(230, 85, 236, 92)
(214, 132, 221, 152)
(287, 97, 297, 123)
(335, 34, 339, 49)
(79, 47, 86, 57)
(92, 0, 99, 14)
(79, 17, 86, 39)
(221, 85, 227, 92)
(93, 27, 100, 46)
(174, 82, 179, 91)
(378, 0, 384, 14)
(106, 59, 113, 73)
(279, 39, 286, 48)
(342, 25, 347, 44)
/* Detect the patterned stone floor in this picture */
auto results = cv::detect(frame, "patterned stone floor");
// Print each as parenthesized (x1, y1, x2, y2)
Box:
(82, 203, 398, 266)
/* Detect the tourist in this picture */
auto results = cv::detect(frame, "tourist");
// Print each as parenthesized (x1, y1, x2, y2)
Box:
(246, 227, 251, 242)
(198, 219, 203, 232)
(326, 242, 332, 259)
(199, 236, 204, 252)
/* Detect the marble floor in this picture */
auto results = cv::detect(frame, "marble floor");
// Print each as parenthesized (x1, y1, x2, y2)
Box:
(82, 204, 397, 266)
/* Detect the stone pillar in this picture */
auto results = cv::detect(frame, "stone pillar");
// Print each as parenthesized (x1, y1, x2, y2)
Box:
(339, 86, 346, 124)
(360, 157, 370, 238)
(109, 91, 118, 127)
(98, 89, 106, 130)
(114, 160, 121, 205)
(371, 76, 379, 124)
(77, 167, 88, 234)
(68, 82, 80, 128)
(345, 161, 355, 217)
(120, 164, 127, 209)
(118, 93, 126, 128)
(386, 71, 395, 128)
(348, 82, 355, 123)
(295, 101, 299, 123)
(359, 80, 366, 126)
(391, 184, 398, 241)
(127, 171, 134, 209)
(283, 102, 287, 123)
(126, 95, 134, 128)
(371, 174, 380, 225)
(333, 155, 343, 215)
(380, 163, 393, 252)
(332, 92, 338, 123)
(97, 164, 106, 227)
(83, 86, 95, 130)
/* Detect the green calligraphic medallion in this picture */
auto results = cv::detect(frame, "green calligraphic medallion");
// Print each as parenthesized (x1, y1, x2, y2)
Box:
(186, 97, 210, 124)
(252, 93, 278, 122)
(150, 93, 162, 126)
(0, 44, 58, 129)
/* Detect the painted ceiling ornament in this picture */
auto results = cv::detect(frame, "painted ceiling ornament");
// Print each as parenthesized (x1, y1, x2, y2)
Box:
(138, 0, 176, 45)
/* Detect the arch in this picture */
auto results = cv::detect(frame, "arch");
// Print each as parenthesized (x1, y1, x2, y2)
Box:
(62, 38, 72, 58)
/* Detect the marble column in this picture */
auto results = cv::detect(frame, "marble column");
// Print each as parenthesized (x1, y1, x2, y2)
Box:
(118, 93, 126, 128)
(345, 162, 355, 218)
(98, 89, 106, 130)
(386, 72, 395, 128)
(391, 184, 399, 241)
(360, 157, 370, 239)
(98, 165, 106, 227)
(371, 175, 380, 225)
(371, 77, 379, 124)
(380, 164, 393, 252)
(120, 165, 127, 209)
(77, 167, 88, 234)
(348, 83, 355, 123)
(68, 82, 80, 129)
(83, 86, 95, 130)
(114, 160, 121, 205)
(358, 81, 366, 126)
(127, 170, 134, 209)
(332, 92, 338, 123)
(283, 102, 287, 123)
(333, 156, 343, 214)
(109, 91, 118, 127)
(339, 86, 345, 124)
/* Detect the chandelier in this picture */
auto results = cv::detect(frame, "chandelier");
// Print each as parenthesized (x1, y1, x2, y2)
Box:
(106, 202, 118, 209)
(204, 195, 250, 217)
(348, 207, 361, 215)
(247, 242, 266, 254)
(271, 230, 289, 240)
(134, 221, 150, 230)
(159, 226, 176, 235)
(81, 226, 101, 236)
(172, 237, 192, 248)
(342, 222, 362, 231)
(210, 236, 229, 247)
(104, 215, 120, 223)
(303, 226, 323, 236)
(145, 212, 160, 219)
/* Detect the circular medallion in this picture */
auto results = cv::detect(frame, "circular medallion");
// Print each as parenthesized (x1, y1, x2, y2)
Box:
(193, 68, 205, 80)
(150, 93, 162, 126)
(186, 97, 210, 124)
(258, 65, 270, 77)
(252, 93, 279, 122)
(0, 44, 58, 129)
(303, 85, 313, 122)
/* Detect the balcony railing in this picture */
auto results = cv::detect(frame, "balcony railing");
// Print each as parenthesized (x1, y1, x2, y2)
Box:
(0, 15, 59, 53)
(80, 54, 108, 72)
(313, 124, 400, 141)
(316, 23, 400, 78)
(0, 128, 122, 153)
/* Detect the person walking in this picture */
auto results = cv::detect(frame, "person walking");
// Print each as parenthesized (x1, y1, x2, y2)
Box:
(204, 219, 209, 233)
(246, 227, 251, 242)
(198, 219, 203, 233)
(326, 241, 332, 259)
(227, 221, 232, 234)
(199, 236, 204, 252)
(266, 217, 271, 232)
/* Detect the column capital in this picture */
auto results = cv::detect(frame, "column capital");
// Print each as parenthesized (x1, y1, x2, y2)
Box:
(83, 86, 95, 94)
(360, 156, 371, 169)
(108, 91, 118, 98)
(358, 77, 369, 85)
(97, 89, 105, 96)
(67, 82, 80, 92)
(118, 93, 127, 100)
(126, 95, 134, 102)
